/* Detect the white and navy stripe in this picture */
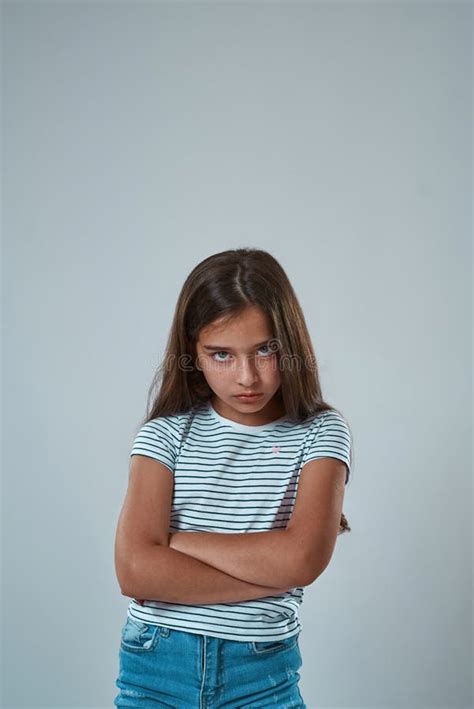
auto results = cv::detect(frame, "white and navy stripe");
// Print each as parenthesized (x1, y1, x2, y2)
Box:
(126, 400, 352, 642)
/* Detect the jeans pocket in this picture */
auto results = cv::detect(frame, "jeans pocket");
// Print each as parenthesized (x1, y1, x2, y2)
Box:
(120, 616, 160, 653)
(250, 632, 299, 655)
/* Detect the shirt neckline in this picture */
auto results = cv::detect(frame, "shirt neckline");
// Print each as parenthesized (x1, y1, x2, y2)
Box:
(207, 400, 288, 433)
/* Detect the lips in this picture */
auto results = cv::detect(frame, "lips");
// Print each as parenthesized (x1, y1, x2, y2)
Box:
(234, 393, 264, 401)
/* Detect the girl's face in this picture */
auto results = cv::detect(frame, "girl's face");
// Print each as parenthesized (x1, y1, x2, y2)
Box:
(195, 306, 284, 426)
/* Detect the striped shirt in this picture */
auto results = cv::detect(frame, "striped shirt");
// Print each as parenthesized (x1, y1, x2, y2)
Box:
(126, 399, 352, 642)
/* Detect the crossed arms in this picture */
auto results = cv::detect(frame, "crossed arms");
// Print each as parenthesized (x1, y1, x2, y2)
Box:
(115, 455, 346, 605)
(120, 531, 299, 605)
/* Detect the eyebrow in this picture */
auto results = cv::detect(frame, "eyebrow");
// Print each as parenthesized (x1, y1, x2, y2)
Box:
(202, 339, 271, 351)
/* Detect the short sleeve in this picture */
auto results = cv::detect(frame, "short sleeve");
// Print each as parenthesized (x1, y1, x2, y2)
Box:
(301, 411, 352, 485)
(130, 418, 179, 475)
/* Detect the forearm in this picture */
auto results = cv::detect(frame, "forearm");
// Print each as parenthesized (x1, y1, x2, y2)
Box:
(169, 528, 303, 588)
(123, 543, 293, 605)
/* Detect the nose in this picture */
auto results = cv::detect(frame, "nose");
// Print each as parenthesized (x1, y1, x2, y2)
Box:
(235, 355, 259, 387)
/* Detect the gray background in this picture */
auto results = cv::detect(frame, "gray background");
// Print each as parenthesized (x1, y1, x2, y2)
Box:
(2, 1, 472, 707)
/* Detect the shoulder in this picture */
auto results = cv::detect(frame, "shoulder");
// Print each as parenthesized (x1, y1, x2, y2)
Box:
(135, 412, 184, 437)
(301, 408, 353, 484)
(130, 410, 193, 473)
(306, 408, 351, 438)
(131, 410, 193, 453)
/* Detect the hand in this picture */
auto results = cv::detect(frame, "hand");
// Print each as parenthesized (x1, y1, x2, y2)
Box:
(168, 531, 186, 551)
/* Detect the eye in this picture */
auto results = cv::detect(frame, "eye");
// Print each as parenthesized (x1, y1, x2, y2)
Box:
(211, 351, 230, 362)
(210, 345, 274, 363)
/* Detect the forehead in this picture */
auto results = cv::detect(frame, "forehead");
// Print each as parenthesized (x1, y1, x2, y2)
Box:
(198, 307, 273, 341)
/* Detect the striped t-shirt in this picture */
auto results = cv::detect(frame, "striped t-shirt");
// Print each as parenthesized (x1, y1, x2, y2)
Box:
(126, 399, 352, 642)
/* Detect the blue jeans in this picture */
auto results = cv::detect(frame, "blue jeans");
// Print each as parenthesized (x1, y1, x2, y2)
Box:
(114, 615, 307, 708)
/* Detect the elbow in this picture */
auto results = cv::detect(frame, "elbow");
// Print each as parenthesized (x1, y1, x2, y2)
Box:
(297, 553, 328, 587)
(114, 541, 141, 598)
(296, 567, 321, 587)
(118, 556, 150, 598)
(295, 568, 315, 588)
(287, 557, 312, 589)
(298, 569, 321, 587)
(115, 555, 135, 597)
(116, 542, 169, 599)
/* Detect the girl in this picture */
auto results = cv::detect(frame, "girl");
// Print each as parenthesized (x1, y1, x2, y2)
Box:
(114, 247, 353, 708)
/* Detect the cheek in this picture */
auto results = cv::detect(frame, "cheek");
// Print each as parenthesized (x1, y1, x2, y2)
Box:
(258, 356, 280, 380)
(200, 359, 227, 380)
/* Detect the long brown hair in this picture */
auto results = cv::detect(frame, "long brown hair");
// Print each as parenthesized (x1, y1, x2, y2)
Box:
(141, 247, 352, 534)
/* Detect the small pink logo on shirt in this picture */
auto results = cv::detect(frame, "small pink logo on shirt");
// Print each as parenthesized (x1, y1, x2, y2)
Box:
(272, 446, 281, 455)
